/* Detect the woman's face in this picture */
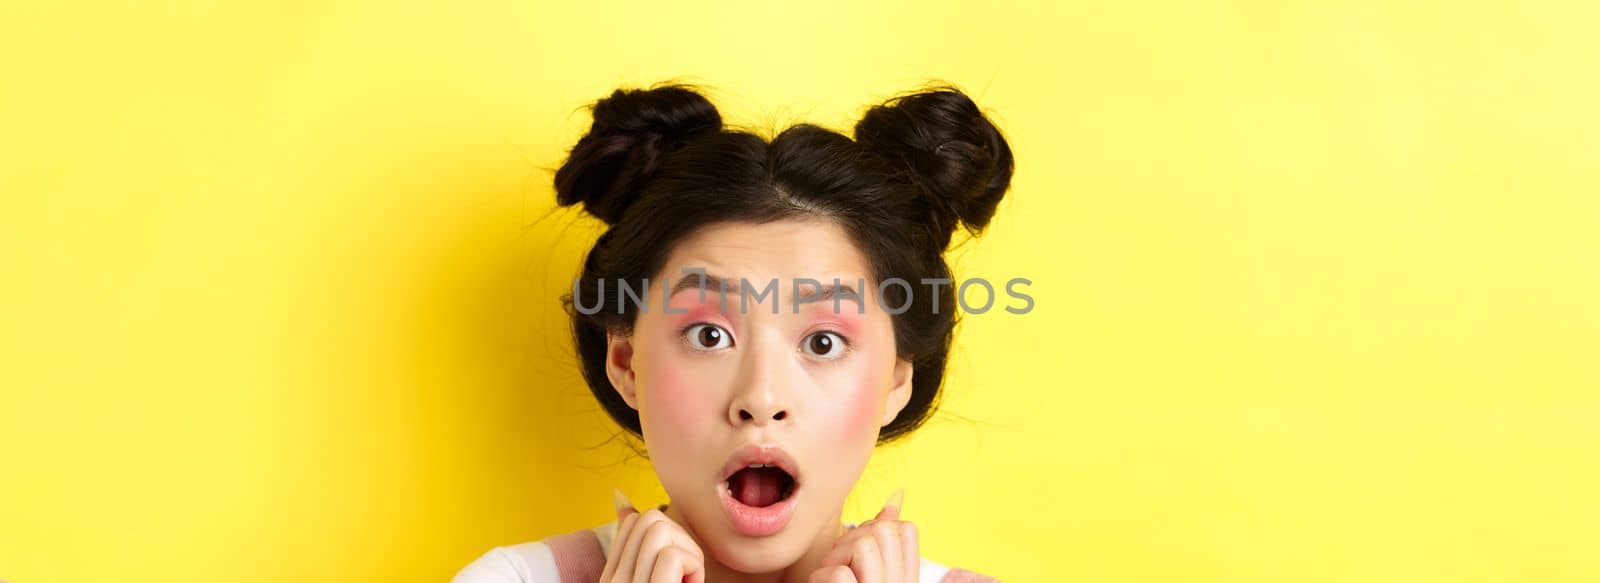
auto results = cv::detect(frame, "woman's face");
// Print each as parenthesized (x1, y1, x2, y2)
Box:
(604, 218, 914, 573)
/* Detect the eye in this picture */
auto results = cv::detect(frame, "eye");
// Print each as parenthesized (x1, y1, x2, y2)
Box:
(801, 331, 849, 359)
(683, 323, 733, 351)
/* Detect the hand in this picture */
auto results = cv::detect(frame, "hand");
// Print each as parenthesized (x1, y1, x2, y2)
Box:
(810, 490, 919, 583)
(600, 489, 706, 583)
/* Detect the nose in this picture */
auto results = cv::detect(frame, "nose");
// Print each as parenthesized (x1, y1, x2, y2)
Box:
(736, 405, 787, 424)
(736, 405, 787, 422)
(728, 337, 793, 427)
(730, 381, 790, 426)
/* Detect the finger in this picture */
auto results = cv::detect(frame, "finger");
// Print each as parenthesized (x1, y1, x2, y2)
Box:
(846, 534, 882, 583)
(614, 509, 665, 583)
(647, 546, 703, 583)
(868, 521, 903, 583)
(810, 565, 858, 583)
(634, 506, 705, 563)
(819, 525, 871, 568)
(899, 522, 919, 580)
(614, 488, 639, 521)
(602, 510, 641, 581)
(679, 543, 707, 583)
(603, 488, 640, 581)
(650, 511, 705, 563)
(873, 489, 903, 522)
(632, 520, 680, 583)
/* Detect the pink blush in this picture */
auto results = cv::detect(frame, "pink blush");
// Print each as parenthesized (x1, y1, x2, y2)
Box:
(637, 342, 708, 436)
(816, 368, 885, 442)
(847, 391, 881, 439)
(801, 303, 895, 438)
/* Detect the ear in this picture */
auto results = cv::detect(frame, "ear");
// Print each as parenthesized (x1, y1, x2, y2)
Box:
(880, 357, 915, 427)
(605, 331, 639, 409)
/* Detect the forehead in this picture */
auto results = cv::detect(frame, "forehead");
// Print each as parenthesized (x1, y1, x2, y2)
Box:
(656, 219, 873, 285)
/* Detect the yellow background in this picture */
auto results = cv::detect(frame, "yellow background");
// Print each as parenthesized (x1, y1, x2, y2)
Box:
(3, 1, 1598, 581)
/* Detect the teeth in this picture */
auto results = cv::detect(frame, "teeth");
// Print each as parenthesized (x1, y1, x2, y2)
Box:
(747, 463, 770, 468)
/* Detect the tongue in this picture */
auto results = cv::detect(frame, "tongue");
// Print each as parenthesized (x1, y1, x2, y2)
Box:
(729, 467, 785, 507)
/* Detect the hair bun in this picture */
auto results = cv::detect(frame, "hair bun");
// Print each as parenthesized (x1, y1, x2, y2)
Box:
(555, 85, 722, 224)
(853, 88, 1015, 249)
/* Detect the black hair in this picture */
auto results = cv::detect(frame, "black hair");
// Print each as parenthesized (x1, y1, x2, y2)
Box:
(556, 82, 1014, 445)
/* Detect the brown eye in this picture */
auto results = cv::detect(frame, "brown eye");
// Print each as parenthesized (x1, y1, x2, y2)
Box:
(801, 331, 847, 359)
(685, 324, 732, 350)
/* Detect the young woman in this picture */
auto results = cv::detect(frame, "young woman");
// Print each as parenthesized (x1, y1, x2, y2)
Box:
(454, 83, 1014, 583)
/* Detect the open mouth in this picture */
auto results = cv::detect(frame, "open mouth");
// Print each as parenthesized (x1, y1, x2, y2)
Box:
(723, 464, 797, 507)
(718, 444, 802, 536)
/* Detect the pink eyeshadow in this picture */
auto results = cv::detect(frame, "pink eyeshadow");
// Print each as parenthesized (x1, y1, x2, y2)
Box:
(801, 302, 864, 336)
(667, 293, 734, 325)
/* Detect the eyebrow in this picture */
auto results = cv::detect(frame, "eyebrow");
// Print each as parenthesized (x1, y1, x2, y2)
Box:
(668, 272, 735, 299)
(667, 272, 862, 306)
(794, 281, 860, 305)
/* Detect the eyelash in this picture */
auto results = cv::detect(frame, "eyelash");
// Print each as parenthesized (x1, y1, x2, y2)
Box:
(677, 323, 854, 360)
(681, 323, 733, 351)
(800, 329, 853, 360)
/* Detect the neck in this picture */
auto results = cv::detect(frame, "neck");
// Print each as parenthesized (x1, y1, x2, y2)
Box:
(662, 503, 846, 583)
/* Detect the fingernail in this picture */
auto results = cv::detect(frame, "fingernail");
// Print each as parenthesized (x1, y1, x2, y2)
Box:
(613, 488, 633, 514)
(886, 488, 905, 512)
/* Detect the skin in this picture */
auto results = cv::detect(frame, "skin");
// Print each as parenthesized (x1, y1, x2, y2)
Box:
(599, 218, 922, 583)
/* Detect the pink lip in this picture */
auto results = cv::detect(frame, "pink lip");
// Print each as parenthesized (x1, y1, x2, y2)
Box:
(718, 444, 802, 537)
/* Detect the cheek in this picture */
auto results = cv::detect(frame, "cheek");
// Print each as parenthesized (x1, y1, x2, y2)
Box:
(839, 379, 882, 441)
(636, 354, 721, 486)
(814, 359, 890, 445)
(801, 366, 887, 498)
(806, 316, 892, 441)
(638, 351, 707, 434)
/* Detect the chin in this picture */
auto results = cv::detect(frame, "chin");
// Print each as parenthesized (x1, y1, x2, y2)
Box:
(705, 528, 811, 574)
